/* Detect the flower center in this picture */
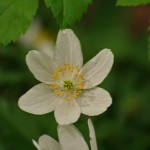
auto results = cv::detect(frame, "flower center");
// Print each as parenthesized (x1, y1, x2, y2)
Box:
(64, 80, 74, 89)
(50, 63, 85, 100)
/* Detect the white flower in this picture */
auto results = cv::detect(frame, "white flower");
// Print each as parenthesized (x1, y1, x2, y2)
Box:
(33, 118, 98, 150)
(18, 19, 54, 57)
(18, 29, 114, 125)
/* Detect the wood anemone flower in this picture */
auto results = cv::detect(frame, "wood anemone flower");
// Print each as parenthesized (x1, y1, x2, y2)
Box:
(33, 119, 98, 150)
(18, 29, 114, 125)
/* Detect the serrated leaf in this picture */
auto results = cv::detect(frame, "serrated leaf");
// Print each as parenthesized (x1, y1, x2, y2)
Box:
(0, 0, 39, 46)
(116, 0, 150, 6)
(44, 0, 92, 28)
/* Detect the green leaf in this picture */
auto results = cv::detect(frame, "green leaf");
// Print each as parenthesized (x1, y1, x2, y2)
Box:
(0, 0, 39, 46)
(44, 0, 92, 28)
(117, 0, 150, 6)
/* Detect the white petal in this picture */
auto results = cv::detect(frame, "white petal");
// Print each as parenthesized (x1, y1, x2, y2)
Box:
(39, 135, 61, 150)
(88, 119, 98, 150)
(55, 29, 83, 68)
(54, 99, 81, 125)
(26, 50, 56, 84)
(82, 49, 114, 89)
(18, 83, 60, 115)
(32, 140, 40, 150)
(78, 87, 112, 116)
(58, 125, 89, 150)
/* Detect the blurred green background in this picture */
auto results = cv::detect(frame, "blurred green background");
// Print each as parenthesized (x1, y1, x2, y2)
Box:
(0, 0, 150, 149)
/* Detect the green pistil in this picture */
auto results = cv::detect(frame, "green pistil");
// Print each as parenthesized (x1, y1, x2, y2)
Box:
(64, 80, 74, 89)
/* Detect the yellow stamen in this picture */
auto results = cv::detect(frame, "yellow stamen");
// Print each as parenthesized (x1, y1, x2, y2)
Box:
(50, 63, 85, 100)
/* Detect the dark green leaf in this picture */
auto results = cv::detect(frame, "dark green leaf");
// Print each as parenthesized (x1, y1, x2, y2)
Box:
(44, 0, 92, 28)
(0, 0, 39, 46)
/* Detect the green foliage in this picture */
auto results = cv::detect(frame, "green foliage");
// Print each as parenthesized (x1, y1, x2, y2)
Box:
(0, 0, 39, 46)
(117, 0, 150, 6)
(148, 27, 150, 60)
(116, 0, 150, 60)
(44, 0, 92, 28)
